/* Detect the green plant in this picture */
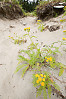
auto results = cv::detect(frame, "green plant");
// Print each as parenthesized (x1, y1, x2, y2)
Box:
(32, 72, 60, 99)
(15, 28, 42, 77)
(37, 20, 45, 32)
(62, 6, 66, 17)
(64, 0, 66, 2)
(54, 13, 58, 17)
(15, 28, 66, 78)
(39, 0, 50, 6)
(9, 4, 12, 8)
(8, 33, 27, 45)
(60, 19, 66, 22)
(30, 11, 37, 16)
(12, 0, 19, 4)
(14, 27, 66, 99)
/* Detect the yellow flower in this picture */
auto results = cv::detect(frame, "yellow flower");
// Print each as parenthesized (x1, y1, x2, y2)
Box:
(37, 20, 41, 22)
(24, 27, 30, 31)
(62, 37, 66, 40)
(50, 59, 52, 61)
(63, 30, 66, 32)
(35, 74, 40, 77)
(40, 74, 43, 77)
(26, 27, 30, 30)
(38, 77, 42, 81)
(47, 58, 50, 60)
(43, 78, 45, 81)
(44, 75, 46, 78)
(50, 57, 52, 61)
(24, 28, 26, 31)
(41, 82, 45, 86)
(60, 19, 63, 22)
(36, 80, 39, 84)
(46, 60, 48, 62)
(37, 63, 39, 66)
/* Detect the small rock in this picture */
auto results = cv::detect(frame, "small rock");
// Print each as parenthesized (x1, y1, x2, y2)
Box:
(36, 40, 38, 41)
(41, 42, 43, 45)
(23, 23, 26, 26)
(10, 25, 15, 28)
(13, 86, 15, 88)
(43, 45, 46, 47)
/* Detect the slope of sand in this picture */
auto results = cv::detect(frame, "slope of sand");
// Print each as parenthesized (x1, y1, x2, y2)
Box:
(0, 15, 66, 99)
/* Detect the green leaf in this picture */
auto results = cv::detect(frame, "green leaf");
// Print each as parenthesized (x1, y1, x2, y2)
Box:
(31, 36, 37, 38)
(53, 83, 60, 91)
(18, 55, 28, 62)
(15, 64, 27, 73)
(20, 50, 31, 56)
(23, 34, 28, 36)
(36, 86, 43, 97)
(21, 65, 29, 77)
(59, 68, 64, 76)
(48, 85, 52, 98)
(43, 88, 47, 99)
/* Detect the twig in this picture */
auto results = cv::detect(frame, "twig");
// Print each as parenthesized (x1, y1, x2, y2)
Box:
(51, 85, 66, 99)
(53, 75, 66, 84)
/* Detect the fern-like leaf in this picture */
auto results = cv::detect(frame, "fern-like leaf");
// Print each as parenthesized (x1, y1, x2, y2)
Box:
(20, 50, 31, 57)
(21, 65, 29, 77)
(59, 68, 64, 76)
(31, 36, 37, 38)
(15, 64, 27, 73)
(43, 88, 47, 99)
(52, 83, 60, 91)
(18, 55, 28, 62)
(48, 85, 52, 98)
(36, 86, 43, 97)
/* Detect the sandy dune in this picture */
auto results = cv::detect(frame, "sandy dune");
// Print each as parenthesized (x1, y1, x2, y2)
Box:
(0, 15, 66, 99)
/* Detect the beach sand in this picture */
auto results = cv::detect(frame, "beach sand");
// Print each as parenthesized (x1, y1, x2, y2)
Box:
(0, 15, 66, 99)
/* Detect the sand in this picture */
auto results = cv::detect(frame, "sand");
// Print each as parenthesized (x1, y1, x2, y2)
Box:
(0, 15, 66, 99)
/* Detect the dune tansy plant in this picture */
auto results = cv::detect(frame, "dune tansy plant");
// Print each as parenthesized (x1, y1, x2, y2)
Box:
(14, 25, 66, 99)
(15, 27, 66, 78)
(32, 72, 60, 99)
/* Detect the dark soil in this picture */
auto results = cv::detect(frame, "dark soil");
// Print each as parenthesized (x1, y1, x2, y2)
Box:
(0, 2, 23, 19)
(36, 1, 66, 20)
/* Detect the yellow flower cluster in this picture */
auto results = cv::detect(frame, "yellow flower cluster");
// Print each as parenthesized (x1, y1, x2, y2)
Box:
(62, 37, 66, 40)
(63, 30, 66, 32)
(35, 74, 46, 86)
(24, 27, 30, 31)
(45, 57, 52, 62)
